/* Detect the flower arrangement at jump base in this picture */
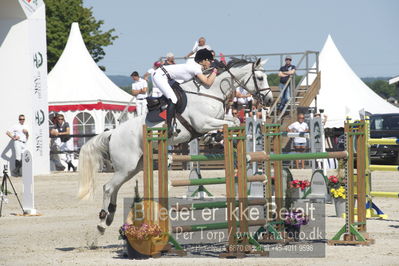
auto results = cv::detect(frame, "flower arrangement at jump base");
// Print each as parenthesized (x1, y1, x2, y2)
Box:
(283, 209, 309, 241)
(119, 223, 162, 241)
(328, 175, 347, 199)
(120, 222, 165, 259)
(290, 180, 311, 191)
(288, 179, 310, 199)
(328, 175, 347, 217)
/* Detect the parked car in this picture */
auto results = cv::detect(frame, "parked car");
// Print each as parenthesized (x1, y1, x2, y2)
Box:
(370, 113, 399, 164)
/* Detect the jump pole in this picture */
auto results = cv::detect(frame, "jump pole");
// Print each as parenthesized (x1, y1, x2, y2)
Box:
(328, 120, 373, 245)
(142, 125, 185, 255)
(363, 118, 398, 218)
(172, 198, 266, 211)
(144, 125, 267, 257)
(253, 122, 372, 245)
(252, 123, 286, 242)
(172, 154, 225, 162)
(247, 151, 348, 162)
(170, 174, 266, 186)
(220, 124, 266, 257)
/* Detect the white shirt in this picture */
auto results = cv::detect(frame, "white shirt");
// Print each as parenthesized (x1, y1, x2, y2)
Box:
(234, 87, 253, 105)
(9, 123, 28, 142)
(147, 68, 163, 97)
(288, 121, 309, 144)
(163, 62, 202, 82)
(151, 87, 163, 97)
(192, 42, 211, 54)
(132, 78, 148, 100)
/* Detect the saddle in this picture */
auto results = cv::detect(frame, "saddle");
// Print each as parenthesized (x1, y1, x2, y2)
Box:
(146, 81, 202, 140)
(146, 80, 187, 123)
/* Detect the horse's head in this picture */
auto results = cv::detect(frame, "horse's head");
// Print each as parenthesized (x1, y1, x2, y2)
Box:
(227, 58, 272, 107)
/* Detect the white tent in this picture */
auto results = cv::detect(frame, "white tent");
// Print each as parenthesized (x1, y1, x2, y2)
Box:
(308, 35, 399, 128)
(48, 22, 134, 139)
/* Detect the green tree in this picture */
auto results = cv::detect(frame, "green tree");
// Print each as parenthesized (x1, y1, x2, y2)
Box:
(267, 73, 303, 87)
(366, 80, 398, 100)
(45, 0, 118, 72)
(267, 73, 279, 86)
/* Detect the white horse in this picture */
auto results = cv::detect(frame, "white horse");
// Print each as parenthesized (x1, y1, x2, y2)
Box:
(78, 58, 271, 233)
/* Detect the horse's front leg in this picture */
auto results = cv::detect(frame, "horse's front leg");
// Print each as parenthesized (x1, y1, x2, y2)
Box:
(200, 117, 241, 132)
(97, 158, 144, 234)
(98, 171, 128, 233)
(105, 158, 143, 227)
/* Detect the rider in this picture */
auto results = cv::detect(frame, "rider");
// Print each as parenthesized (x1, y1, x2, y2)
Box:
(152, 49, 217, 137)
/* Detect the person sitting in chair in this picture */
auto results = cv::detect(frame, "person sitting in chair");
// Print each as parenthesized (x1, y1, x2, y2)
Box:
(152, 49, 217, 137)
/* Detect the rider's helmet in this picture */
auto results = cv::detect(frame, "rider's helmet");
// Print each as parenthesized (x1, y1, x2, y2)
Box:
(194, 49, 213, 63)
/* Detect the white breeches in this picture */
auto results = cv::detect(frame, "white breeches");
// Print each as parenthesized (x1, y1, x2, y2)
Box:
(58, 139, 74, 163)
(136, 99, 148, 116)
(152, 72, 178, 104)
(233, 96, 253, 105)
(14, 141, 27, 161)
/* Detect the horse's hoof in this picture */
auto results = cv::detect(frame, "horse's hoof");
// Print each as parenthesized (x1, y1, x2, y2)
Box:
(97, 224, 106, 235)
(106, 213, 114, 226)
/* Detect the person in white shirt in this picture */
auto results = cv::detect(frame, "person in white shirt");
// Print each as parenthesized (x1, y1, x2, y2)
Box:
(152, 49, 217, 137)
(131, 71, 148, 116)
(288, 113, 309, 169)
(233, 87, 253, 113)
(144, 62, 164, 98)
(6, 114, 29, 176)
(164, 52, 175, 65)
(185, 37, 212, 59)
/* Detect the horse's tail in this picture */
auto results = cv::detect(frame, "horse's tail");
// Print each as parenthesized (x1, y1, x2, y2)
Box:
(78, 131, 112, 200)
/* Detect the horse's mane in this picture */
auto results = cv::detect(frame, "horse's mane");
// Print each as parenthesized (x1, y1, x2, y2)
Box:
(201, 57, 252, 76)
(226, 57, 251, 69)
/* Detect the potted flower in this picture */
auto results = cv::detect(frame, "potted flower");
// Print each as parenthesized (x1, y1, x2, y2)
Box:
(289, 179, 310, 199)
(283, 209, 309, 241)
(119, 180, 166, 259)
(120, 222, 162, 259)
(328, 175, 347, 217)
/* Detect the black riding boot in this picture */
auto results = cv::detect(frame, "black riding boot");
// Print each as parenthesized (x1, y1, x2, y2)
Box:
(14, 160, 22, 176)
(67, 161, 76, 172)
(166, 100, 177, 138)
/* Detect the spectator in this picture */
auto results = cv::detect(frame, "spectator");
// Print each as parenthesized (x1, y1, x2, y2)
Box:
(278, 56, 296, 112)
(131, 71, 148, 116)
(49, 114, 65, 171)
(185, 37, 211, 59)
(6, 114, 29, 176)
(288, 113, 309, 169)
(315, 112, 328, 126)
(164, 52, 175, 65)
(233, 87, 253, 113)
(231, 109, 245, 124)
(144, 62, 163, 98)
(50, 114, 76, 171)
(232, 109, 238, 118)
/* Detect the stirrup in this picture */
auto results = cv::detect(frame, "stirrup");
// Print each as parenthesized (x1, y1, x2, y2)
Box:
(171, 119, 180, 137)
(169, 125, 180, 137)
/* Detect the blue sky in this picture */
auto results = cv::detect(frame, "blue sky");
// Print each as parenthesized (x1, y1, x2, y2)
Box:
(84, 0, 399, 77)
